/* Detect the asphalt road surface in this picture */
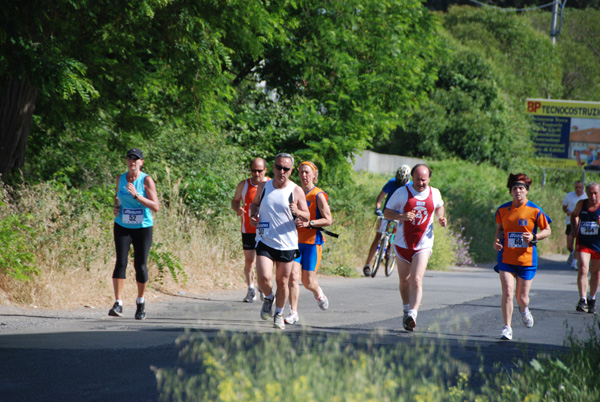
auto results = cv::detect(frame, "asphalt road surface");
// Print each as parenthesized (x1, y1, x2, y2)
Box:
(0, 254, 597, 401)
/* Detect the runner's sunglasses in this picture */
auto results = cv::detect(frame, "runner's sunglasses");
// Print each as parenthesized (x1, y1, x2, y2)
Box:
(274, 164, 291, 172)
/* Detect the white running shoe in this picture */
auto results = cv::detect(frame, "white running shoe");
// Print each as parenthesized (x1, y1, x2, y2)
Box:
(522, 310, 534, 328)
(500, 326, 513, 340)
(284, 311, 299, 325)
(243, 288, 257, 303)
(316, 294, 329, 311)
(273, 313, 285, 329)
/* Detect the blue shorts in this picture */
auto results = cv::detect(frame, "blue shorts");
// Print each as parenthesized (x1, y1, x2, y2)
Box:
(494, 262, 536, 280)
(293, 243, 322, 272)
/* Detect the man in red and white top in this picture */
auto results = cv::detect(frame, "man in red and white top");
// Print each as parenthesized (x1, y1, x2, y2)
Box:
(383, 164, 447, 331)
(231, 157, 270, 303)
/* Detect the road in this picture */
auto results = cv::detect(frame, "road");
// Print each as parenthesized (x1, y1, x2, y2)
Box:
(0, 254, 596, 401)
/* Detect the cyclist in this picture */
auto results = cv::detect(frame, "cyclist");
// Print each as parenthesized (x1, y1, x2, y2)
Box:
(363, 165, 411, 277)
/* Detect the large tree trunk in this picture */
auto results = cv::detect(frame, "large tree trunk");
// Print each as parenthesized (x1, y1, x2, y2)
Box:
(0, 78, 38, 180)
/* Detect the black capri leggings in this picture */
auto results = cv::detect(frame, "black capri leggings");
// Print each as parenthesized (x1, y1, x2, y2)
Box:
(113, 222, 153, 283)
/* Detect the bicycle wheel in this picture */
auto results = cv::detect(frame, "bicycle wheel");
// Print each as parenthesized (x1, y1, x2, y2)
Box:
(371, 235, 388, 278)
(385, 249, 396, 277)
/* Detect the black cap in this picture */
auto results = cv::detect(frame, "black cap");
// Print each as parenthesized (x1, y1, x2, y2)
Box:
(126, 148, 143, 160)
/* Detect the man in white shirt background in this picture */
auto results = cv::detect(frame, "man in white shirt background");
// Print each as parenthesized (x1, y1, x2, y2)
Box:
(563, 180, 587, 270)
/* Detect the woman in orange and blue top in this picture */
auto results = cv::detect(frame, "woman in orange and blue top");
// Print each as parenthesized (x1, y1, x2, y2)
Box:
(494, 173, 551, 341)
(284, 161, 333, 324)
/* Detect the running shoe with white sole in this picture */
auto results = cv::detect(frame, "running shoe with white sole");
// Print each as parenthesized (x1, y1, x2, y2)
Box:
(521, 310, 534, 328)
(135, 302, 146, 320)
(108, 302, 123, 317)
(576, 298, 587, 312)
(588, 299, 596, 314)
(261, 298, 274, 320)
(403, 312, 416, 331)
(500, 326, 513, 340)
(316, 294, 329, 311)
(243, 288, 257, 303)
(273, 313, 285, 329)
(284, 311, 299, 325)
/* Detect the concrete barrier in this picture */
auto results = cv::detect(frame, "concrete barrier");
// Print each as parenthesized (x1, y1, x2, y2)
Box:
(352, 150, 426, 175)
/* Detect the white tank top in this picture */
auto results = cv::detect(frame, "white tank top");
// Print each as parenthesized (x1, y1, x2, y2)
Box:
(256, 180, 298, 250)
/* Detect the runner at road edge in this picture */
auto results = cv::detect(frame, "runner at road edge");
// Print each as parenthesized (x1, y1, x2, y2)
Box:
(570, 182, 600, 314)
(109, 148, 160, 320)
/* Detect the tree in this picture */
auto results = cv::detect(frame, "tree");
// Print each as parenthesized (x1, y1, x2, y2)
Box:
(0, 0, 282, 182)
(227, 0, 441, 180)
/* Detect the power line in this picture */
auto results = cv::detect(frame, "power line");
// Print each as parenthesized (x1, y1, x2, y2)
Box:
(468, 0, 557, 12)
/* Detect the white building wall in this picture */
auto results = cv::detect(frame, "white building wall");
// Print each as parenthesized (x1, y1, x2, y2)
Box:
(352, 150, 426, 175)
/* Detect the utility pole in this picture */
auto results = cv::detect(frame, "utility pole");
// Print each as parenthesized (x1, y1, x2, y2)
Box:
(550, 0, 560, 45)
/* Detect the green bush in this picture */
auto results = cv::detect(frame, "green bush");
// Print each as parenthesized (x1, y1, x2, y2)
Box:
(0, 206, 38, 280)
(154, 331, 471, 401)
(153, 321, 600, 401)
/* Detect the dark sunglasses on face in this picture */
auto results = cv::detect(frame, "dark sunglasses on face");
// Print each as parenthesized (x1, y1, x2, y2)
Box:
(251, 168, 265, 173)
(127, 156, 140, 161)
(274, 164, 291, 172)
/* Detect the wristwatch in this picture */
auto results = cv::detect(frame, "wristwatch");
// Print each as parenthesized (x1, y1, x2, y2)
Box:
(530, 233, 538, 245)
(309, 220, 315, 228)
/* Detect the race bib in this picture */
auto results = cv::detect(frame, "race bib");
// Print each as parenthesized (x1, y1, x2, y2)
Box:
(123, 208, 144, 225)
(257, 222, 270, 237)
(581, 221, 599, 235)
(507, 232, 527, 248)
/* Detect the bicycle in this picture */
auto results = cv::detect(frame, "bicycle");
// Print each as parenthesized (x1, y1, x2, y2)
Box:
(371, 217, 398, 278)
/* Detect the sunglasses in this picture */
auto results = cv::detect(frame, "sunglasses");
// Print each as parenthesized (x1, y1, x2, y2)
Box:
(274, 164, 291, 172)
(127, 156, 140, 161)
(251, 168, 265, 173)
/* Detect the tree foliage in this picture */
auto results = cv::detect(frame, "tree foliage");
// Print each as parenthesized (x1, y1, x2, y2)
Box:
(226, 0, 441, 183)
(374, 5, 600, 168)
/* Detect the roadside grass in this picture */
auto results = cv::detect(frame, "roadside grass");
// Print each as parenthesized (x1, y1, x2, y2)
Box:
(155, 319, 600, 402)
(154, 331, 472, 402)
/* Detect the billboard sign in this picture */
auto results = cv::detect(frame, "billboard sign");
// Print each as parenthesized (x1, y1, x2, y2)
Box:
(526, 98, 600, 170)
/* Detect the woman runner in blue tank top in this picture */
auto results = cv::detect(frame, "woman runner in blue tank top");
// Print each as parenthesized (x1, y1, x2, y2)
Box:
(108, 148, 160, 320)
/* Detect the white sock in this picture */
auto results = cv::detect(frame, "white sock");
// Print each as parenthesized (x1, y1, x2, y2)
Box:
(248, 284, 255, 290)
(521, 307, 530, 315)
(116, 299, 123, 306)
(408, 309, 418, 318)
(265, 293, 274, 301)
(137, 297, 145, 304)
(403, 304, 410, 313)
(275, 307, 283, 314)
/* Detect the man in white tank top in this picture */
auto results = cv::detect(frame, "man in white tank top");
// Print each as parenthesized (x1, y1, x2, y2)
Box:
(250, 153, 310, 329)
